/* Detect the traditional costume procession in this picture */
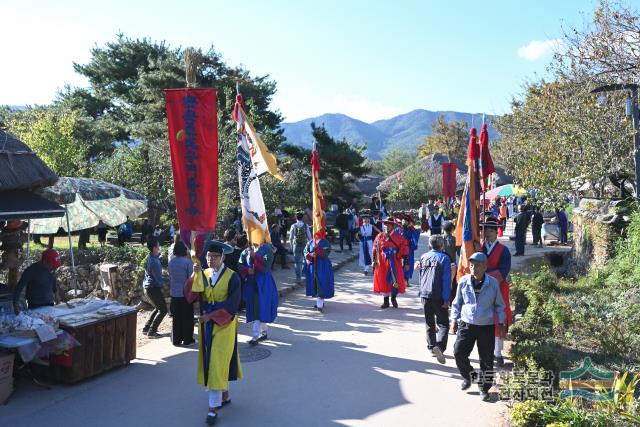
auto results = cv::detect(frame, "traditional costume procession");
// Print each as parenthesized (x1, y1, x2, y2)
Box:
(372, 218, 410, 308)
(357, 211, 375, 275)
(399, 213, 420, 282)
(480, 216, 513, 367)
(304, 141, 335, 312)
(184, 241, 243, 425)
(239, 242, 279, 345)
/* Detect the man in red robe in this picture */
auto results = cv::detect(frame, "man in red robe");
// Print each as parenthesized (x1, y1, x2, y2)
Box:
(481, 216, 512, 367)
(372, 218, 410, 308)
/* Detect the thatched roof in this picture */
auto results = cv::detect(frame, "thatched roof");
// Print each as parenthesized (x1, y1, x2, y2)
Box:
(0, 130, 58, 191)
(377, 153, 513, 193)
(352, 175, 386, 195)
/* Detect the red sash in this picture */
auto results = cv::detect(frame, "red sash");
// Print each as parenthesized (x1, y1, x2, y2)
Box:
(484, 242, 513, 332)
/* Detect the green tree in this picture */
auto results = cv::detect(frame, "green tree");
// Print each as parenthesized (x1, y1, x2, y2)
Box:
(6, 107, 89, 177)
(280, 123, 370, 206)
(493, 79, 633, 201)
(386, 160, 442, 204)
(56, 34, 284, 215)
(375, 149, 414, 176)
(417, 114, 467, 161)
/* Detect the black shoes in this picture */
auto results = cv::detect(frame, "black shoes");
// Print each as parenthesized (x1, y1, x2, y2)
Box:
(146, 330, 160, 337)
(249, 333, 267, 346)
(206, 411, 217, 425)
(391, 296, 398, 308)
(380, 297, 390, 309)
(460, 378, 472, 390)
(480, 391, 491, 402)
(496, 356, 505, 367)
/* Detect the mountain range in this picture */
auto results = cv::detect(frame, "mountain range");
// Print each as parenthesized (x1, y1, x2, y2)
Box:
(280, 109, 498, 160)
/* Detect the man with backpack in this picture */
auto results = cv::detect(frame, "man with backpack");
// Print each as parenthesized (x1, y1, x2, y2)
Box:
(288, 211, 312, 282)
(416, 235, 452, 365)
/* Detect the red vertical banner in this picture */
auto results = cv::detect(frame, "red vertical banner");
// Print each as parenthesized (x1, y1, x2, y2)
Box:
(165, 88, 219, 232)
(442, 163, 457, 199)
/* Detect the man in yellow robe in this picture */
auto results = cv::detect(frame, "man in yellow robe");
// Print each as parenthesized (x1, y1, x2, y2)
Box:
(187, 240, 243, 425)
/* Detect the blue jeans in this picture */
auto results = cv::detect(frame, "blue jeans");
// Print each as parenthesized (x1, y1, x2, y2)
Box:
(339, 229, 352, 251)
(293, 245, 305, 279)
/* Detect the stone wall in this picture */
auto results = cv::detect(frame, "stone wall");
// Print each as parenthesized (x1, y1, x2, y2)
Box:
(55, 262, 162, 308)
(571, 198, 630, 273)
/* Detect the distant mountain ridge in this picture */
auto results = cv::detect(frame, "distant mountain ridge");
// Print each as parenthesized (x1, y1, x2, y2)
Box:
(280, 109, 498, 160)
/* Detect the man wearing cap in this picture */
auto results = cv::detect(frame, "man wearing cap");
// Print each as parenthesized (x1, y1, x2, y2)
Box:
(187, 240, 243, 425)
(481, 216, 513, 367)
(451, 252, 506, 402)
(372, 218, 410, 309)
(357, 212, 375, 275)
(13, 248, 62, 312)
(239, 241, 279, 345)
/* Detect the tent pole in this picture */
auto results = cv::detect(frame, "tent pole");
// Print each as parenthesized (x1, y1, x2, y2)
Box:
(27, 219, 31, 259)
(64, 205, 78, 296)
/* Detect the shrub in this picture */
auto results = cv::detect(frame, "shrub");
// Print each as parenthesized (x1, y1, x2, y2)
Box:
(510, 400, 547, 427)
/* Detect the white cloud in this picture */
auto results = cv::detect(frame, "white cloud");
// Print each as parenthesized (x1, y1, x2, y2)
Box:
(517, 38, 564, 61)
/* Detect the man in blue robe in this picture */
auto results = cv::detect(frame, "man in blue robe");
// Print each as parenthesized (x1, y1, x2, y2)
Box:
(239, 242, 279, 345)
(304, 238, 334, 312)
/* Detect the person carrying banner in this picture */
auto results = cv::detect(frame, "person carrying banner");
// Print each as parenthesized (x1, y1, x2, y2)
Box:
(304, 237, 334, 312)
(357, 212, 375, 275)
(239, 241, 279, 345)
(184, 240, 243, 425)
(372, 218, 410, 309)
(480, 216, 512, 367)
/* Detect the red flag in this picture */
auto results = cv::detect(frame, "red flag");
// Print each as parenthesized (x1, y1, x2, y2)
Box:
(478, 123, 496, 191)
(165, 88, 219, 232)
(467, 127, 479, 161)
(442, 163, 457, 199)
(455, 128, 482, 281)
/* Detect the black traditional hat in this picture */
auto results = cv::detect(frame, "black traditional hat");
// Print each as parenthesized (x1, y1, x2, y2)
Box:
(206, 240, 234, 254)
(480, 215, 502, 228)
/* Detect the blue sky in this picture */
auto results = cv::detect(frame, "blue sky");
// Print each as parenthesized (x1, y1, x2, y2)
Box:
(1, 0, 600, 122)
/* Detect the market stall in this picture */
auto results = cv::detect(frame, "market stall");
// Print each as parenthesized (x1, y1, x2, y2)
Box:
(32, 299, 137, 383)
(0, 298, 137, 385)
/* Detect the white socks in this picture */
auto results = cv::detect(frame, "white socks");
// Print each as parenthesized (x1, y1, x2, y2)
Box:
(252, 320, 268, 339)
(494, 337, 504, 358)
(316, 297, 324, 309)
(208, 390, 222, 410)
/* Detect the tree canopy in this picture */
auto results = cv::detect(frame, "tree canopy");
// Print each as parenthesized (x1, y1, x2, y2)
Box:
(50, 34, 284, 216)
(416, 114, 467, 161)
(280, 123, 370, 206)
(493, 0, 639, 202)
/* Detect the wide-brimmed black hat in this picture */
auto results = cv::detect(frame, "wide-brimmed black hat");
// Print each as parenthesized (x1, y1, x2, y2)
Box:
(206, 240, 234, 254)
(480, 216, 502, 228)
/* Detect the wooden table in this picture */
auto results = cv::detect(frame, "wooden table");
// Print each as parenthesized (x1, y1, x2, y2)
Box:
(47, 310, 137, 383)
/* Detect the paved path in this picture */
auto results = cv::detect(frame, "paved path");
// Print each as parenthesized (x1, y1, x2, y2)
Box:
(0, 234, 569, 427)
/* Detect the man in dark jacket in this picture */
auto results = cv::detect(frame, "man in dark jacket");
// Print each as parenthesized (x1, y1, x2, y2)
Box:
(335, 210, 352, 252)
(513, 205, 530, 256)
(531, 207, 544, 247)
(416, 235, 452, 365)
(13, 249, 62, 312)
